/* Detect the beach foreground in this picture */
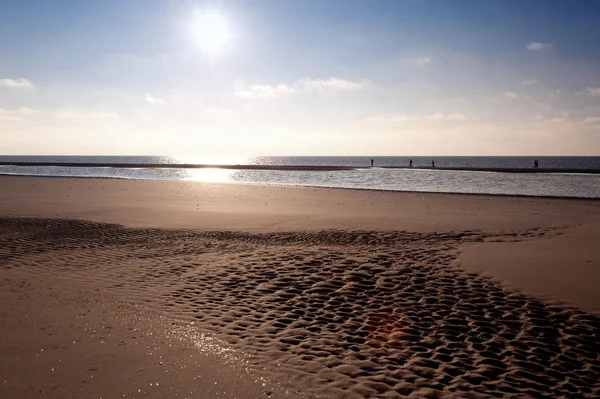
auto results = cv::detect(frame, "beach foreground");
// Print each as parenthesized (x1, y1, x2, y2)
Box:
(1, 176, 599, 398)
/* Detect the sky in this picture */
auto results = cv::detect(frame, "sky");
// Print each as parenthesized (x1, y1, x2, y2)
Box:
(1, 0, 600, 156)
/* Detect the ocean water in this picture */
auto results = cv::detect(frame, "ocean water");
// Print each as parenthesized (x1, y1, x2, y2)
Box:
(1, 156, 599, 199)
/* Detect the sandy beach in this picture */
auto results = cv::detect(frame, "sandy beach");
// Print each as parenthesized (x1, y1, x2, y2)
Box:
(1, 175, 599, 398)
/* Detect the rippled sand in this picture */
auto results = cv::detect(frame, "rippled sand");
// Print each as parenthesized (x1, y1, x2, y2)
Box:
(2, 218, 598, 398)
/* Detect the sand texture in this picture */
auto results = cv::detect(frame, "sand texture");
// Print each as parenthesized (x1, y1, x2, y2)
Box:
(0, 269, 301, 399)
(1, 176, 599, 398)
(2, 216, 599, 398)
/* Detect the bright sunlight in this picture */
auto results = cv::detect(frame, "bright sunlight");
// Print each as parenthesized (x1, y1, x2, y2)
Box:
(193, 12, 232, 55)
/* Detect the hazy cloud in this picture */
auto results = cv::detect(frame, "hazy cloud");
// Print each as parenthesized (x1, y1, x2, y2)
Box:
(56, 106, 119, 119)
(234, 77, 366, 99)
(533, 117, 569, 126)
(425, 113, 469, 120)
(504, 92, 518, 99)
(201, 107, 233, 114)
(409, 57, 432, 67)
(0, 107, 33, 120)
(584, 117, 600, 124)
(366, 113, 469, 123)
(298, 77, 366, 91)
(234, 84, 295, 99)
(0, 78, 35, 89)
(145, 94, 166, 105)
(526, 42, 552, 51)
(583, 87, 600, 97)
(365, 115, 416, 123)
(522, 79, 538, 86)
(550, 89, 563, 98)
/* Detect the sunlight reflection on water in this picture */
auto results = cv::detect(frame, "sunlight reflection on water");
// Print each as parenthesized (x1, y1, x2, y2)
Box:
(176, 167, 599, 198)
(184, 168, 236, 183)
(0, 158, 598, 198)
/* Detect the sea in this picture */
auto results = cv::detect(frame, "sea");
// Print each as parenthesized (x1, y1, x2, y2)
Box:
(1, 156, 599, 199)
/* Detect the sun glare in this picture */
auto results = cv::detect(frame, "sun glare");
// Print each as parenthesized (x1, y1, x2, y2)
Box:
(193, 12, 232, 55)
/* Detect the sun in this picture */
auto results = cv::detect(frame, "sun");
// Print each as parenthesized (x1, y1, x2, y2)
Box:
(193, 12, 232, 55)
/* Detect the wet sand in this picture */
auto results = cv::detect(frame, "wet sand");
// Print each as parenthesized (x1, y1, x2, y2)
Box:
(0, 272, 299, 399)
(1, 176, 599, 398)
(457, 223, 600, 314)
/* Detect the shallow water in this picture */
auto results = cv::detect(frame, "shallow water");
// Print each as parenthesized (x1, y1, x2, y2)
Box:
(1, 156, 599, 198)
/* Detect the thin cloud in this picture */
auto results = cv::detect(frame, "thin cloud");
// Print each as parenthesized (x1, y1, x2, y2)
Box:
(145, 94, 166, 105)
(550, 89, 563, 98)
(366, 115, 416, 123)
(56, 107, 119, 119)
(504, 92, 518, 99)
(534, 117, 569, 126)
(201, 107, 233, 114)
(366, 113, 470, 123)
(0, 78, 35, 88)
(526, 42, 552, 51)
(234, 84, 295, 99)
(583, 87, 600, 97)
(522, 79, 538, 86)
(0, 107, 33, 121)
(298, 77, 365, 91)
(234, 77, 366, 99)
(409, 57, 432, 67)
(584, 117, 600, 124)
(425, 113, 469, 121)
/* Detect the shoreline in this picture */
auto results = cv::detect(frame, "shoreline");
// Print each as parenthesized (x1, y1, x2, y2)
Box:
(1, 161, 599, 174)
(1, 173, 599, 201)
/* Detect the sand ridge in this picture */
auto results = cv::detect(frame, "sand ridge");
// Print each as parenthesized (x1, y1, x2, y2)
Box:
(1, 217, 598, 398)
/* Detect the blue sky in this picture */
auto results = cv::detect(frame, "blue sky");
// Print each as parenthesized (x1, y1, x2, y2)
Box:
(1, 0, 599, 155)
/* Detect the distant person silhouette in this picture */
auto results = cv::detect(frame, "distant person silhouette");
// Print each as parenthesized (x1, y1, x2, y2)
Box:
(432, 160, 435, 168)
(409, 159, 413, 168)
(371, 159, 374, 167)
(534, 160, 538, 168)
